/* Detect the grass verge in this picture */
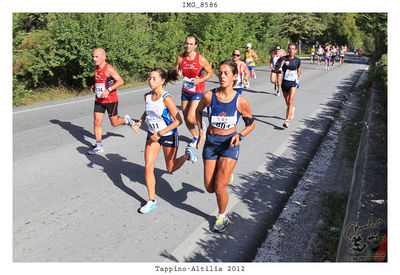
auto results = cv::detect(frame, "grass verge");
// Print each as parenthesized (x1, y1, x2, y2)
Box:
(314, 192, 348, 262)
(13, 78, 148, 107)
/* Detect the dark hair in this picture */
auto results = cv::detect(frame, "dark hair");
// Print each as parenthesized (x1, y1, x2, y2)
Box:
(151, 68, 179, 87)
(186, 35, 198, 45)
(219, 60, 238, 87)
(288, 43, 297, 49)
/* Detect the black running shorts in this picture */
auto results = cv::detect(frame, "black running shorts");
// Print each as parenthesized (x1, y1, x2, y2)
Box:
(94, 101, 119, 117)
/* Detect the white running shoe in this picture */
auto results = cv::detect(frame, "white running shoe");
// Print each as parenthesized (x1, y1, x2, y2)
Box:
(283, 120, 290, 128)
(253, 73, 256, 79)
(124, 115, 135, 127)
(290, 107, 295, 120)
(276, 90, 280, 96)
(88, 145, 104, 154)
(139, 200, 158, 214)
(185, 146, 199, 164)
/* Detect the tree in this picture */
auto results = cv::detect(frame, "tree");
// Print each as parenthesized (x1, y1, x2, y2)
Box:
(282, 13, 326, 54)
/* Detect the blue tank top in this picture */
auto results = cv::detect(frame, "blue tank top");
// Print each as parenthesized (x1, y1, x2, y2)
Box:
(207, 89, 241, 130)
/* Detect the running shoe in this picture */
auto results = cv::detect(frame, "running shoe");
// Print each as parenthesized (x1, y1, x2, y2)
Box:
(228, 174, 234, 185)
(283, 120, 290, 128)
(290, 107, 295, 120)
(254, 73, 256, 79)
(244, 82, 249, 89)
(124, 115, 135, 127)
(213, 216, 230, 233)
(139, 200, 158, 214)
(88, 145, 104, 154)
(189, 136, 199, 148)
(276, 90, 280, 96)
(185, 146, 199, 164)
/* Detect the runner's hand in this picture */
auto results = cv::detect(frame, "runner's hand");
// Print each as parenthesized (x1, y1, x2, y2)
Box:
(197, 129, 205, 149)
(101, 90, 110, 98)
(132, 122, 141, 134)
(230, 134, 240, 147)
(149, 130, 160, 142)
(193, 77, 201, 86)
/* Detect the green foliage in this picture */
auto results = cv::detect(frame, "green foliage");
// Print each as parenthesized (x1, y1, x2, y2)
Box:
(12, 12, 387, 106)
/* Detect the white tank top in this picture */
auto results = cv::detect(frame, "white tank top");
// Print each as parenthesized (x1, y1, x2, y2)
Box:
(233, 62, 245, 89)
(145, 91, 175, 136)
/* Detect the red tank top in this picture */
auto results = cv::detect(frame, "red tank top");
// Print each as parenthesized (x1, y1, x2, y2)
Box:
(94, 63, 119, 103)
(180, 52, 205, 93)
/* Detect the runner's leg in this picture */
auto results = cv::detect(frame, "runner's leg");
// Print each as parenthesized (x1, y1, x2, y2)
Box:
(144, 139, 162, 201)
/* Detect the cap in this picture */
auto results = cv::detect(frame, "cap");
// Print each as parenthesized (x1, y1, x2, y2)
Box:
(246, 43, 252, 48)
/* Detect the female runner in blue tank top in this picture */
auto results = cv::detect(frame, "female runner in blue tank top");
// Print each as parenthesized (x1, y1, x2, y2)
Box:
(195, 60, 255, 233)
(132, 68, 199, 214)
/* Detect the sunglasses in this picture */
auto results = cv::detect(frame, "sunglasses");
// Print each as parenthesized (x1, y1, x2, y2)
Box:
(232, 53, 241, 56)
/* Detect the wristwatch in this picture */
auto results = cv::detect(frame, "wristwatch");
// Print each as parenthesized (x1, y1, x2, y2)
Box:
(157, 131, 163, 138)
(107, 87, 113, 92)
(238, 133, 244, 141)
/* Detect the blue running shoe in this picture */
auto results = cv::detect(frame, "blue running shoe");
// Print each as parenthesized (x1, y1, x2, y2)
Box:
(139, 200, 158, 214)
(189, 136, 198, 148)
(88, 145, 104, 155)
(185, 146, 199, 164)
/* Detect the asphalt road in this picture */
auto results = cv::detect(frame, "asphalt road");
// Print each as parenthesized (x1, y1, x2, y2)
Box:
(13, 54, 368, 262)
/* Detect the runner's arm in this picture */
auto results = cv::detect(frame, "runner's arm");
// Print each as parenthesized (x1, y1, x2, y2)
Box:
(297, 64, 301, 80)
(173, 55, 183, 77)
(158, 96, 183, 137)
(195, 91, 212, 149)
(194, 56, 214, 86)
(102, 65, 124, 98)
(242, 63, 250, 85)
(252, 50, 259, 62)
(132, 94, 148, 134)
(230, 96, 255, 147)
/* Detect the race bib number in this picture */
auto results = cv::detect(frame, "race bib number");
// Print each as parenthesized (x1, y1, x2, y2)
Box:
(246, 58, 253, 65)
(146, 117, 166, 132)
(183, 77, 196, 92)
(211, 116, 237, 130)
(284, 70, 298, 82)
(95, 83, 105, 98)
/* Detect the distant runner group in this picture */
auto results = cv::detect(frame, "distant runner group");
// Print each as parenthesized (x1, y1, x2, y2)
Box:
(87, 36, 355, 233)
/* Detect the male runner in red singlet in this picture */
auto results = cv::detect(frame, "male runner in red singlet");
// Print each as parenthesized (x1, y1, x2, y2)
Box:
(89, 48, 133, 154)
(173, 35, 214, 148)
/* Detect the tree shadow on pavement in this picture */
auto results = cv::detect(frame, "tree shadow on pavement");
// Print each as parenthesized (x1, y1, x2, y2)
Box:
(159, 67, 367, 262)
(50, 119, 124, 148)
(76, 147, 209, 221)
(252, 114, 285, 130)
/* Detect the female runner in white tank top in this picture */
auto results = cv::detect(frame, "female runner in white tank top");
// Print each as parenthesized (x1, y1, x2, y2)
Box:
(132, 68, 198, 214)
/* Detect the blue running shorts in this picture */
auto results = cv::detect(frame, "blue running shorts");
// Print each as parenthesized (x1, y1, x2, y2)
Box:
(181, 90, 204, 101)
(147, 131, 179, 148)
(202, 131, 239, 160)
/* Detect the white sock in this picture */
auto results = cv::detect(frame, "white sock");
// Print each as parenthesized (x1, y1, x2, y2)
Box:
(218, 213, 226, 219)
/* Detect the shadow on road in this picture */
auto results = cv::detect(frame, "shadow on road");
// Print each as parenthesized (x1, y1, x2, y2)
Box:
(252, 114, 285, 130)
(49, 119, 124, 147)
(76, 146, 209, 221)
